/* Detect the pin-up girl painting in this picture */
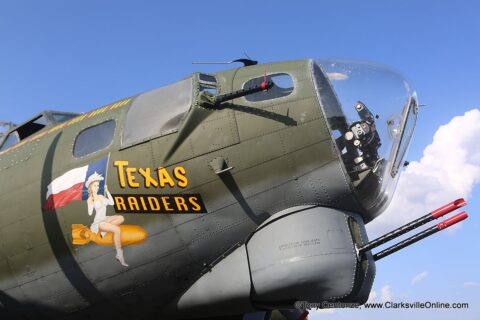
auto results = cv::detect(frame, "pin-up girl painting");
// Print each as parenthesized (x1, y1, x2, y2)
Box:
(71, 170, 147, 266)
(45, 157, 147, 267)
(84, 172, 129, 266)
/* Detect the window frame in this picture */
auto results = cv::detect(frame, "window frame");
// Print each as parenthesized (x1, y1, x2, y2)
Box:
(50, 112, 79, 124)
(16, 114, 49, 140)
(197, 72, 218, 96)
(389, 98, 418, 177)
(0, 131, 20, 151)
(73, 119, 116, 158)
(242, 72, 295, 103)
(121, 77, 194, 149)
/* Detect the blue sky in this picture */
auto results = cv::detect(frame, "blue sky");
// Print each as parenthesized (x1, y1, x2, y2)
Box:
(0, 1, 478, 319)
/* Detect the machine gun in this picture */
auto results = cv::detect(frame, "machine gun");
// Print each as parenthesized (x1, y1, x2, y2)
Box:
(357, 198, 469, 261)
(343, 101, 382, 174)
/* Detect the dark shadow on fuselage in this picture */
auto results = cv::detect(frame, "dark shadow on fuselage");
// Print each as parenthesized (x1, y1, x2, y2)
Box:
(218, 171, 269, 226)
(39, 132, 119, 319)
(41, 133, 105, 305)
(0, 290, 61, 320)
(222, 103, 297, 127)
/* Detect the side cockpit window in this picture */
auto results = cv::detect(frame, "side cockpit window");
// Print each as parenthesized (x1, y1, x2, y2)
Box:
(243, 73, 294, 102)
(74, 120, 115, 157)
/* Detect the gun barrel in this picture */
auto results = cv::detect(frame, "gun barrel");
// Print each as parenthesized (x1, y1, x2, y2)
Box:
(359, 198, 466, 254)
(373, 211, 468, 261)
(215, 81, 273, 106)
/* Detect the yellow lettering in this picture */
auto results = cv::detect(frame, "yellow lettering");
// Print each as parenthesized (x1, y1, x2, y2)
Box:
(161, 197, 173, 211)
(126, 167, 140, 188)
(148, 197, 160, 211)
(127, 196, 140, 211)
(189, 197, 201, 212)
(114, 196, 126, 211)
(139, 196, 148, 211)
(174, 196, 188, 211)
(174, 166, 188, 188)
(113, 160, 129, 188)
(157, 167, 175, 188)
(138, 168, 159, 188)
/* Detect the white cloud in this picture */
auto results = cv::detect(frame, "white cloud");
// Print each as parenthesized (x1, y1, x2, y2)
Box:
(411, 271, 428, 285)
(367, 109, 480, 238)
(365, 285, 392, 303)
(327, 72, 349, 81)
(463, 282, 479, 288)
(380, 285, 393, 303)
(367, 290, 377, 303)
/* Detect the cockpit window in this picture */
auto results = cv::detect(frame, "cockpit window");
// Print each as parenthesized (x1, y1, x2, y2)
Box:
(243, 73, 294, 102)
(16, 115, 48, 140)
(0, 111, 77, 151)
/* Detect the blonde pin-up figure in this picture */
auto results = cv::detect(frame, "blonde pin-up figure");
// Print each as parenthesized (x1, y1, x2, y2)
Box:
(85, 172, 128, 267)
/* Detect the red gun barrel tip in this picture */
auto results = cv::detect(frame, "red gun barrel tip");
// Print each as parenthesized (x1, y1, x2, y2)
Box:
(453, 198, 467, 207)
(437, 211, 468, 230)
(432, 199, 467, 218)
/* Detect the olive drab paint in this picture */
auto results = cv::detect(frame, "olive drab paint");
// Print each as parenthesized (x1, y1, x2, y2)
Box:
(0, 59, 417, 320)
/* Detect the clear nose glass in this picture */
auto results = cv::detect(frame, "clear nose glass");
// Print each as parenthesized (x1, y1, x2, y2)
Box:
(311, 59, 418, 220)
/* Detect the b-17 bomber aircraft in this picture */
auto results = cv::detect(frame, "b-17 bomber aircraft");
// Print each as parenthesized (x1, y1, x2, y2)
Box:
(0, 58, 469, 320)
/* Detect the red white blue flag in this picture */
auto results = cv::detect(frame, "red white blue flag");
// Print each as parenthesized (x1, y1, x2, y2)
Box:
(44, 156, 108, 210)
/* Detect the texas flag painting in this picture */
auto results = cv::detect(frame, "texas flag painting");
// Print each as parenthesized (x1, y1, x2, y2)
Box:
(44, 156, 108, 211)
